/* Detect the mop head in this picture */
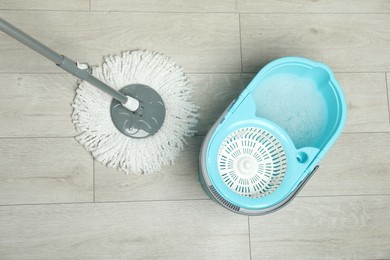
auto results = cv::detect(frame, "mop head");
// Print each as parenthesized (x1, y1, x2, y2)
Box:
(72, 50, 198, 174)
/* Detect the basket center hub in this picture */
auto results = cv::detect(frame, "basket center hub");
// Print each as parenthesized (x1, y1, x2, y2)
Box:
(235, 155, 257, 177)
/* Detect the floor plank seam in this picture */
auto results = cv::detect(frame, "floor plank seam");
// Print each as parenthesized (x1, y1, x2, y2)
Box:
(243, 71, 390, 74)
(0, 71, 388, 75)
(0, 136, 75, 140)
(0, 71, 251, 74)
(0, 9, 88, 12)
(0, 131, 389, 140)
(0, 10, 239, 14)
(93, 160, 95, 203)
(335, 71, 387, 74)
(1, 9, 390, 15)
(1, 194, 389, 208)
(298, 193, 390, 198)
(68, 10, 240, 14)
(248, 216, 252, 260)
(195, 132, 390, 137)
(0, 72, 68, 74)
(235, 12, 390, 15)
(0, 198, 212, 207)
(342, 131, 390, 134)
(385, 72, 390, 126)
(1, 132, 385, 139)
(238, 13, 243, 73)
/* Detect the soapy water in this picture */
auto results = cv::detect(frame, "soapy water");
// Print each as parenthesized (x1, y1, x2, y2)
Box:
(253, 74, 328, 148)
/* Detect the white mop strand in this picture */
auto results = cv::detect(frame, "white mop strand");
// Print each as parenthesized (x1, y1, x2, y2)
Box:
(72, 50, 198, 174)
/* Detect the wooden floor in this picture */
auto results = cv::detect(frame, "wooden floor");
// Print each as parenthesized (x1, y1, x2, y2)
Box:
(1, 1, 390, 259)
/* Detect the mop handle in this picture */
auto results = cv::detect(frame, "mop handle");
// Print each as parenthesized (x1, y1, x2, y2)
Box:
(0, 17, 129, 104)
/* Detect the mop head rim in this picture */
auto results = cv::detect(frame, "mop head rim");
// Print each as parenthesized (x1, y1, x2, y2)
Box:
(71, 49, 198, 175)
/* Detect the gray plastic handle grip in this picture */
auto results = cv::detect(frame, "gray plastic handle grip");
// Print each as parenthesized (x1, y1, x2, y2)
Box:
(0, 17, 128, 104)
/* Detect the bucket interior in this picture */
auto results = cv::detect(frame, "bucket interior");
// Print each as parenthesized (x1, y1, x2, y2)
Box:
(251, 65, 342, 149)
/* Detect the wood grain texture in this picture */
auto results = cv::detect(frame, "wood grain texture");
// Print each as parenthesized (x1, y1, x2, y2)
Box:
(0, 11, 241, 73)
(91, 0, 236, 12)
(238, 0, 390, 13)
(0, 201, 249, 259)
(96, 132, 390, 202)
(0, 1, 389, 259)
(0, 74, 77, 137)
(338, 73, 390, 132)
(240, 14, 390, 73)
(0, 138, 93, 205)
(250, 196, 390, 259)
(0, 72, 386, 138)
(94, 137, 208, 202)
(0, 0, 89, 11)
(299, 133, 390, 196)
(190, 74, 246, 135)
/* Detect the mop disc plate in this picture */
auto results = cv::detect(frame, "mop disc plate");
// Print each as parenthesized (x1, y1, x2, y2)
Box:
(110, 84, 165, 138)
(72, 50, 198, 174)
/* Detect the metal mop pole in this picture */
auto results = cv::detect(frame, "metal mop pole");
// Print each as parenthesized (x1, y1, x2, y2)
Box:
(0, 17, 139, 110)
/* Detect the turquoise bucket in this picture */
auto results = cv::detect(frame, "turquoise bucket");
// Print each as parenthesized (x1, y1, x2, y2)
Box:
(199, 57, 347, 215)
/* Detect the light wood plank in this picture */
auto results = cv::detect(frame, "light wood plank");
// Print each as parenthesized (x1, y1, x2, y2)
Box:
(299, 133, 390, 196)
(338, 73, 390, 132)
(96, 133, 390, 202)
(240, 14, 390, 72)
(92, 0, 236, 12)
(190, 74, 246, 135)
(238, 0, 390, 13)
(1, 72, 386, 138)
(0, 0, 89, 11)
(0, 201, 249, 259)
(95, 137, 208, 201)
(0, 74, 77, 137)
(0, 138, 93, 205)
(250, 196, 390, 259)
(0, 73, 247, 138)
(0, 11, 241, 73)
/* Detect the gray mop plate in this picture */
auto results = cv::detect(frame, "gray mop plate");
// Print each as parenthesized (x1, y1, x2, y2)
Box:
(110, 84, 166, 138)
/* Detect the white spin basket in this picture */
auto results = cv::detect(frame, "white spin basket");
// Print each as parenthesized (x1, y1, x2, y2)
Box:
(217, 127, 287, 198)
